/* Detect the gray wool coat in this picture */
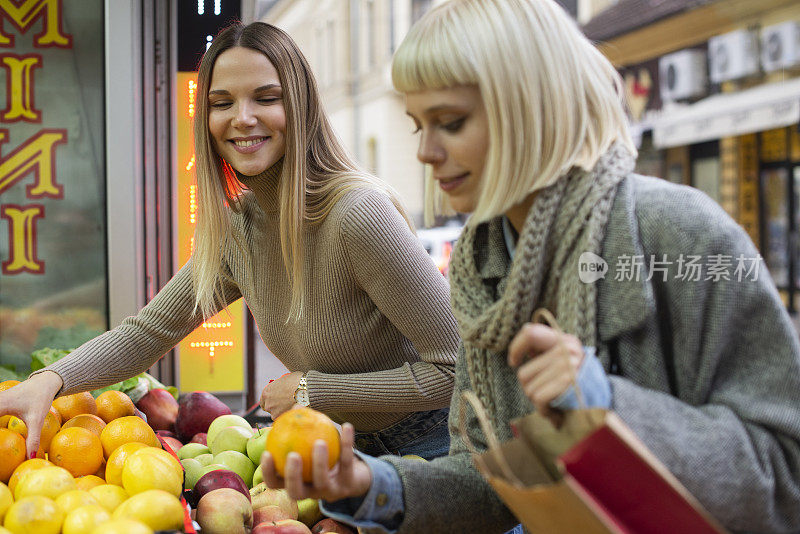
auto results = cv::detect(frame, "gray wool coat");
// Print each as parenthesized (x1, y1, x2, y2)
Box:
(382, 174, 800, 534)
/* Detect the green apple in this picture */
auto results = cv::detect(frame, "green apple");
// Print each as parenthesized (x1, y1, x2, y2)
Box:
(199, 463, 228, 478)
(252, 464, 263, 486)
(206, 414, 253, 448)
(209, 425, 253, 455)
(181, 458, 204, 490)
(195, 453, 215, 467)
(297, 497, 323, 526)
(246, 427, 270, 464)
(214, 450, 257, 487)
(177, 442, 210, 460)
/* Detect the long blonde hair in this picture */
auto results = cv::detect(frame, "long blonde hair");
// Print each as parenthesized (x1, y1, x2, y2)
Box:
(193, 22, 412, 320)
(392, 0, 636, 226)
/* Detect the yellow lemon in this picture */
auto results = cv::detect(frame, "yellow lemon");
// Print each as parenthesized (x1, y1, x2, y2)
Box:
(104, 442, 148, 487)
(0, 526, 11, 533)
(87, 485, 127, 514)
(3, 495, 64, 534)
(55, 490, 98, 514)
(121, 448, 183, 497)
(75, 475, 105, 491)
(13, 465, 75, 501)
(62, 504, 111, 534)
(0, 482, 12, 523)
(8, 458, 52, 495)
(90, 518, 153, 534)
(111, 489, 184, 531)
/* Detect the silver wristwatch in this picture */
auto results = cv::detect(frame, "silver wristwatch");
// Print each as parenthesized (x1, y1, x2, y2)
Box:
(293, 372, 309, 406)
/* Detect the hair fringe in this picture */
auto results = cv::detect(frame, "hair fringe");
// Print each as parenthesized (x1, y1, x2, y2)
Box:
(393, 0, 636, 226)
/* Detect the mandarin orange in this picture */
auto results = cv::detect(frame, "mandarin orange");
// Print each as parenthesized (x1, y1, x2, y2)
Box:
(265, 407, 341, 482)
(98, 416, 159, 459)
(95, 391, 136, 423)
(49, 427, 104, 477)
(62, 414, 106, 437)
(52, 391, 97, 422)
(0, 428, 26, 484)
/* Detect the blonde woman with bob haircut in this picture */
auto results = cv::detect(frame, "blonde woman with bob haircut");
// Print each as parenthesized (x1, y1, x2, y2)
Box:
(2, 21, 459, 463)
(258, 2, 800, 533)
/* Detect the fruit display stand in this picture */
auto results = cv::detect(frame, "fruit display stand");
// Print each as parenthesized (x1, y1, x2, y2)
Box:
(0, 381, 357, 534)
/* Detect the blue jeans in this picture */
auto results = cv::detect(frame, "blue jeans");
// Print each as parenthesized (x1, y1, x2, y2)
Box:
(353, 407, 450, 460)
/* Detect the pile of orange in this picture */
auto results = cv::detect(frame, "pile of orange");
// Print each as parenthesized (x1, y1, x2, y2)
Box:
(0, 384, 163, 479)
(0, 382, 182, 533)
(266, 406, 341, 482)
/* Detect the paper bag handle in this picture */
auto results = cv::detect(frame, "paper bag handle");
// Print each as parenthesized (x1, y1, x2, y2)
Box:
(531, 308, 586, 410)
(458, 390, 525, 486)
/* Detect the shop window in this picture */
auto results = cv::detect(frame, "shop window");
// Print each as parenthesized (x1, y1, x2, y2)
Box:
(0, 2, 107, 379)
(761, 167, 790, 288)
(758, 127, 800, 314)
(690, 141, 721, 204)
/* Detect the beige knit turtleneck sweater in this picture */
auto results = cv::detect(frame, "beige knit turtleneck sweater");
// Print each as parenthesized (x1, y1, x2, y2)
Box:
(37, 163, 459, 431)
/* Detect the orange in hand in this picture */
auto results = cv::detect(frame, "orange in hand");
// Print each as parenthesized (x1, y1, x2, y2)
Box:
(266, 407, 341, 482)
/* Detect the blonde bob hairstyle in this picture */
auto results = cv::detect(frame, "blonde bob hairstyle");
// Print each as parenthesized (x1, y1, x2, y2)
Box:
(193, 22, 412, 321)
(392, 0, 636, 226)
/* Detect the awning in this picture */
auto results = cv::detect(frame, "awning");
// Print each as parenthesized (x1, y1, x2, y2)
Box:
(652, 76, 800, 149)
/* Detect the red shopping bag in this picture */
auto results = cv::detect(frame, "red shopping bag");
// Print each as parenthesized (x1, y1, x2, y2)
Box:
(457, 309, 728, 534)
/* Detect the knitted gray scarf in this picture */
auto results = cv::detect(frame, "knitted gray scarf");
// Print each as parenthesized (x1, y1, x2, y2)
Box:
(449, 143, 636, 418)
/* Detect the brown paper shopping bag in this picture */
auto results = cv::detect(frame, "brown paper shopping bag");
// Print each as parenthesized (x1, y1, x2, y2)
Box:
(457, 309, 728, 534)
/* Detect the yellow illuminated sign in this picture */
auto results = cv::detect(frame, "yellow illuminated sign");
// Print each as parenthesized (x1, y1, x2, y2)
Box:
(176, 71, 244, 393)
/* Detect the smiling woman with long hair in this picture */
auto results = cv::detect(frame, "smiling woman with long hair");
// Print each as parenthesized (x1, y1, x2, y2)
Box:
(2, 22, 459, 464)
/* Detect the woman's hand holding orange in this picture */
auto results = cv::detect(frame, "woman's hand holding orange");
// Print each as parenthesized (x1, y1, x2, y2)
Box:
(0, 371, 63, 458)
(508, 323, 585, 417)
(260, 422, 372, 502)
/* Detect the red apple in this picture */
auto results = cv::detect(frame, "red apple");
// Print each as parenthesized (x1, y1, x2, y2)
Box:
(160, 436, 184, 454)
(311, 518, 356, 534)
(196, 488, 253, 534)
(252, 519, 312, 534)
(136, 388, 179, 431)
(156, 429, 177, 439)
(253, 504, 294, 524)
(190, 432, 208, 445)
(194, 468, 250, 503)
(175, 391, 231, 442)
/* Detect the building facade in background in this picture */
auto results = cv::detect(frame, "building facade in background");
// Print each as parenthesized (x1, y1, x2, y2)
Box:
(262, 0, 445, 226)
(582, 0, 800, 311)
